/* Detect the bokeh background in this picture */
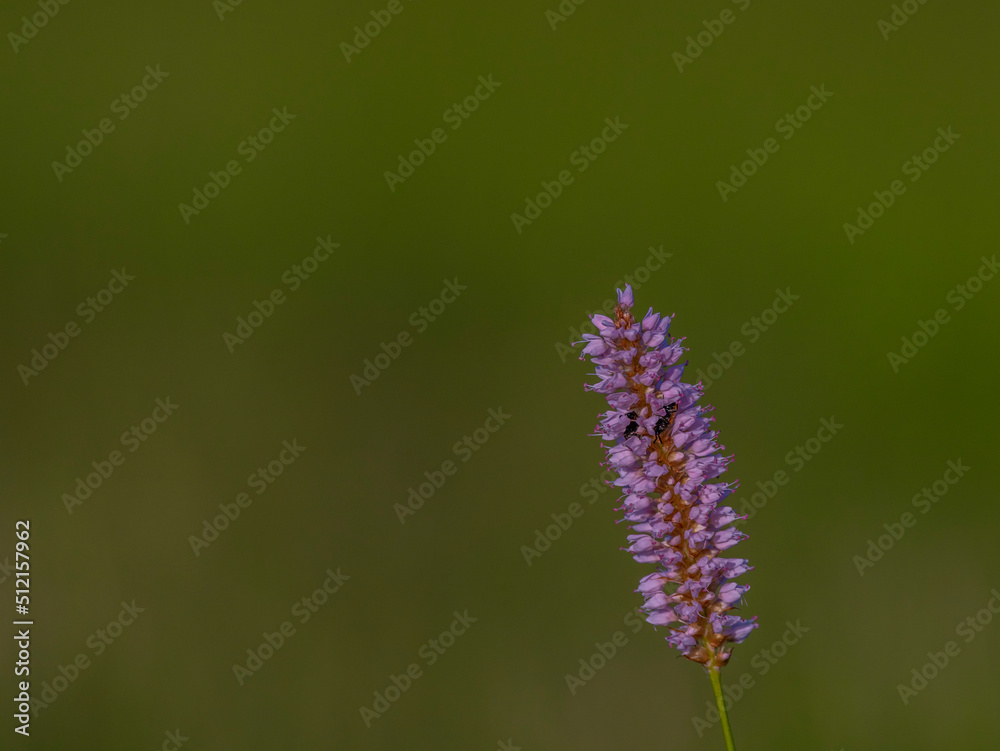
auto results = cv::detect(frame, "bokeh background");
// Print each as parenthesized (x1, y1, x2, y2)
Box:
(2, 1, 998, 749)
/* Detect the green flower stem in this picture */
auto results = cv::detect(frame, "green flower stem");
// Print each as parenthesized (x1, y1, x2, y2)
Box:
(708, 668, 736, 751)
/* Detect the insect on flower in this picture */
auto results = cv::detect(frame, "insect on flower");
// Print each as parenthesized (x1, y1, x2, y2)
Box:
(623, 411, 640, 439)
(652, 402, 677, 443)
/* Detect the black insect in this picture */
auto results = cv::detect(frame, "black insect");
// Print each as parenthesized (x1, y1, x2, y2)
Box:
(623, 410, 640, 439)
(652, 402, 678, 441)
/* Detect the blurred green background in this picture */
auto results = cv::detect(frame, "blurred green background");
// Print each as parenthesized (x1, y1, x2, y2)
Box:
(2, 0, 998, 749)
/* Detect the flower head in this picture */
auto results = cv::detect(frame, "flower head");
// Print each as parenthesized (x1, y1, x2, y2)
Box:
(580, 285, 757, 668)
